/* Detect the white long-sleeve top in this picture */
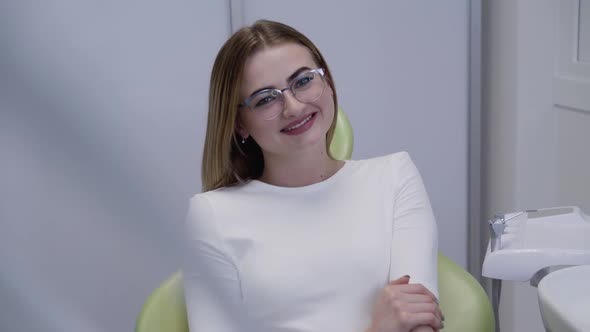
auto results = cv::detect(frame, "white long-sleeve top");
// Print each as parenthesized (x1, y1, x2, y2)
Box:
(183, 152, 438, 332)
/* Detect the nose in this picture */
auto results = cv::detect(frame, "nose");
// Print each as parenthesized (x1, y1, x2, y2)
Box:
(281, 90, 306, 118)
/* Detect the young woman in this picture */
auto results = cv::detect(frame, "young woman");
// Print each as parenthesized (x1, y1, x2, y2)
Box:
(183, 20, 443, 332)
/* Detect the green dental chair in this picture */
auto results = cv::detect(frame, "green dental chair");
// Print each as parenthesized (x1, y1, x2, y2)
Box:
(135, 108, 495, 332)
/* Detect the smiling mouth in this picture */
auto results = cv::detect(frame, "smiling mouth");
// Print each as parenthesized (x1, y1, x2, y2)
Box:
(281, 113, 316, 132)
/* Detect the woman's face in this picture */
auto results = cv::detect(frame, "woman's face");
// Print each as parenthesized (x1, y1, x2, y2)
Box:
(236, 42, 335, 159)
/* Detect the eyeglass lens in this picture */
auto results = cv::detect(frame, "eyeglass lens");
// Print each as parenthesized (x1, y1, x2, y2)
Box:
(248, 70, 325, 120)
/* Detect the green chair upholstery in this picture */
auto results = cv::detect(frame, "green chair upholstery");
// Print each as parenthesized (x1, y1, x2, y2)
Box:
(329, 107, 354, 160)
(135, 272, 188, 332)
(135, 107, 494, 332)
(437, 253, 495, 332)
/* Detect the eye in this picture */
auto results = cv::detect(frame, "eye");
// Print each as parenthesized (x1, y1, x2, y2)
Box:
(294, 74, 314, 88)
(254, 95, 276, 107)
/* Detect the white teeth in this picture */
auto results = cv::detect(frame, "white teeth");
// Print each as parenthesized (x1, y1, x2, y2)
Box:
(285, 114, 313, 131)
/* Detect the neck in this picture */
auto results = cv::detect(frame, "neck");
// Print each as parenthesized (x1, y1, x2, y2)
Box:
(258, 146, 345, 188)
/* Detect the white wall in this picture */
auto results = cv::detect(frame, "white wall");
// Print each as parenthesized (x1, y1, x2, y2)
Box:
(483, 0, 590, 331)
(0, 2, 228, 331)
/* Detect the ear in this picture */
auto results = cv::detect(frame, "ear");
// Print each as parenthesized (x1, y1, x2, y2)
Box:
(234, 117, 249, 140)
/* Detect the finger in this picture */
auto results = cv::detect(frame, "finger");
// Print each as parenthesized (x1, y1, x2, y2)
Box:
(403, 302, 439, 315)
(398, 283, 438, 302)
(399, 283, 436, 298)
(404, 301, 442, 323)
(389, 275, 411, 285)
(438, 306, 444, 323)
(406, 312, 442, 330)
(405, 296, 442, 320)
(399, 293, 435, 304)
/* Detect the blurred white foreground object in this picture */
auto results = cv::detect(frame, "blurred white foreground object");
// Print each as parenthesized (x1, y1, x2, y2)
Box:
(537, 265, 590, 332)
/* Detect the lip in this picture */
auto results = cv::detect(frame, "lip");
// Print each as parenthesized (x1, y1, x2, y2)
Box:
(281, 112, 317, 132)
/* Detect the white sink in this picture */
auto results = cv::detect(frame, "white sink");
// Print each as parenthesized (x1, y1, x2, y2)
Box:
(538, 265, 590, 332)
(482, 206, 590, 281)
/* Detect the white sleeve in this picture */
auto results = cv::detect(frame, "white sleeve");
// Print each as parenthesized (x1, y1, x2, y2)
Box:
(182, 195, 248, 332)
(389, 153, 439, 299)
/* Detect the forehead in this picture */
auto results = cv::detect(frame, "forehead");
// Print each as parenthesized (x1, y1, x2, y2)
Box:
(241, 42, 318, 95)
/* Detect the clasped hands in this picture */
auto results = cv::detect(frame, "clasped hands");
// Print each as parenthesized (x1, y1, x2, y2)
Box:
(367, 275, 444, 332)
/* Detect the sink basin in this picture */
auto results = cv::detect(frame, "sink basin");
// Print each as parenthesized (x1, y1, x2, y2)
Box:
(538, 265, 590, 332)
(482, 206, 590, 281)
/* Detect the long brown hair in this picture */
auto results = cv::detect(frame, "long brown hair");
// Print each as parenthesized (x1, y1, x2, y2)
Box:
(201, 20, 339, 192)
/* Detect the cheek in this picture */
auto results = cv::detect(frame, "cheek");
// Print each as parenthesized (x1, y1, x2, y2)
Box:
(241, 115, 275, 142)
(239, 110, 260, 130)
(320, 92, 335, 120)
(323, 85, 335, 106)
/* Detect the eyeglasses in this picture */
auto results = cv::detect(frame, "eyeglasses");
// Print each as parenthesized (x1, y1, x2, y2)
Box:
(239, 68, 326, 120)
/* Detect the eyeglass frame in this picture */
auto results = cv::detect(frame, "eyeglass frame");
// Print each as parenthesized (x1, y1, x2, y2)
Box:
(238, 68, 326, 120)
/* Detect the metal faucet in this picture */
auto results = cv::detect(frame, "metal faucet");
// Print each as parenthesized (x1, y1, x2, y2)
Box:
(488, 213, 507, 252)
(488, 211, 525, 252)
(487, 210, 524, 332)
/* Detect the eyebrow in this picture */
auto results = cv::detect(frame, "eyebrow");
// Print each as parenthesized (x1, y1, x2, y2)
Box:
(247, 66, 311, 98)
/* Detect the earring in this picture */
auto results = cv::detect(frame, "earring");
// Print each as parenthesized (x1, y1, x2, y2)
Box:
(241, 137, 246, 144)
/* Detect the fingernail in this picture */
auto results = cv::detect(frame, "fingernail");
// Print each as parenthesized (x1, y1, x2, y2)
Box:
(441, 322, 445, 329)
(442, 314, 445, 321)
(403, 274, 410, 278)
